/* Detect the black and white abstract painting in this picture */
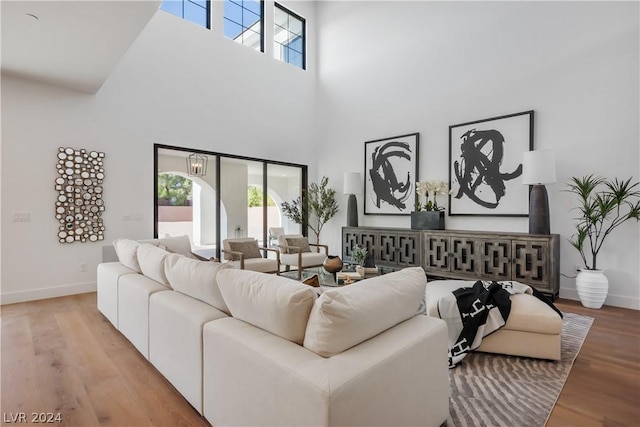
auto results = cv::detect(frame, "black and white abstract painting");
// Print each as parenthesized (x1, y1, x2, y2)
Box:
(364, 133, 419, 215)
(449, 111, 533, 216)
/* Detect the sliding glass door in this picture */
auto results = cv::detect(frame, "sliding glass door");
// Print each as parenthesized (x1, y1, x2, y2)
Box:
(266, 164, 303, 246)
(154, 144, 306, 260)
(156, 147, 219, 258)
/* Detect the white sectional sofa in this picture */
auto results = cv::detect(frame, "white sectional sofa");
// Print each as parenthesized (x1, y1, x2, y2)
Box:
(97, 236, 450, 426)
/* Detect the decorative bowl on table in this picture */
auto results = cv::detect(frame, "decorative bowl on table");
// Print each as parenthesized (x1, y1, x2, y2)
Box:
(323, 255, 343, 274)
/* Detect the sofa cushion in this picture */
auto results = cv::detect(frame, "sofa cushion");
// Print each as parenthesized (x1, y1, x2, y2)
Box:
(303, 267, 426, 357)
(113, 238, 143, 273)
(164, 254, 233, 314)
(137, 244, 171, 287)
(285, 237, 311, 253)
(227, 240, 262, 261)
(217, 269, 316, 345)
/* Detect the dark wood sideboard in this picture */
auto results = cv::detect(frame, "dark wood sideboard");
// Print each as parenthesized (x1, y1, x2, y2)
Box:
(342, 226, 560, 300)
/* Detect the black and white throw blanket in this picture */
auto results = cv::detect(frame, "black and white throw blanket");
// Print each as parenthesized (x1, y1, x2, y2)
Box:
(437, 280, 561, 368)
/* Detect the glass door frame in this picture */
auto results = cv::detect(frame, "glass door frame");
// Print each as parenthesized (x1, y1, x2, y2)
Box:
(153, 143, 308, 260)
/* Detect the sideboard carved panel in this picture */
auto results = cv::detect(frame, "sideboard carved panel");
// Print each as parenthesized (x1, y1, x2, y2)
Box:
(378, 233, 398, 264)
(478, 239, 512, 281)
(396, 232, 421, 267)
(450, 237, 477, 275)
(342, 227, 421, 269)
(343, 227, 559, 299)
(424, 234, 450, 273)
(512, 240, 549, 287)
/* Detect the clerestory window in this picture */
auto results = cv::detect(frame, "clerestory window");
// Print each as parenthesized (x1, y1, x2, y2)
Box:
(274, 3, 305, 69)
(224, 0, 264, 52)
(160, 0, 210, 29)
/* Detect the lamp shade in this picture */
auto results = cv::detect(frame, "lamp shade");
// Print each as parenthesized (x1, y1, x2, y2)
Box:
(344, 172, 361, 195)
(521, 150, 556, 185)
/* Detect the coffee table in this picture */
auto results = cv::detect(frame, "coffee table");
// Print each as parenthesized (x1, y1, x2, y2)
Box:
(280, 268, 379, 288)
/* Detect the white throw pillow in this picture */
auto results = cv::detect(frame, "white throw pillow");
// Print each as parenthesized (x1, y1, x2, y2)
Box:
(136, 243, 171, 287)
(303, 267, 426, 357)
(164, 254, 233, 314)
(217, 269, 317, 345)
(113, 238, 142, 273)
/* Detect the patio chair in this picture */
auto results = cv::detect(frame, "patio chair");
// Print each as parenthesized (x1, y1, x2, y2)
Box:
(278, 234, 328, 279)
(222, 238, 280, 274)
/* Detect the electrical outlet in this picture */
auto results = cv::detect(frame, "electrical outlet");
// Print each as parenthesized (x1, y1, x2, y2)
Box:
(80, 263, 88, 272)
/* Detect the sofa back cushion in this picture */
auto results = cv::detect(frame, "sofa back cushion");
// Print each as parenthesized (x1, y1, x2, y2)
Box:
(112, 235, 192, 271)
(113, 238, 142, 273)
(303, 267, 426, 357)
(137, 244, 171, 287)
(164, 254, 233, 314)
(217, 269, 317, 345)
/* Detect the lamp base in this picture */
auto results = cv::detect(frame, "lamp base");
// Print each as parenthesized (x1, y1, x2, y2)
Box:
(529, 184, 550, 235)
(347, 194, 358, 227)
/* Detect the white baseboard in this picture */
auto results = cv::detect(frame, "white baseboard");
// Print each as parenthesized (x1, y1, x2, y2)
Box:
(0, 282, 97, 305)
(560, 288, 640, 310)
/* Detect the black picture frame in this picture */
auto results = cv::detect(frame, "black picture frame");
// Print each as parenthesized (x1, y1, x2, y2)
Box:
(364, 133, 419, 215)
(448, 110, 534, 216)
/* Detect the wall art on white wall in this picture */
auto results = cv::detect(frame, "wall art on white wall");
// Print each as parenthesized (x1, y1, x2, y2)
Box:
(54, 147, 105, 243)
(364, 133, 419, 215)
(449, 111, 533, 216)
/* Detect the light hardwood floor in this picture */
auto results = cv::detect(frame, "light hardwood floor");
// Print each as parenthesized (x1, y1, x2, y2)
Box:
(1, 293, 638, 426)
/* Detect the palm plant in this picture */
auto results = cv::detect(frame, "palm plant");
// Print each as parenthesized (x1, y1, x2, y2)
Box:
(281, 176, 339, 244)
(567, 175, 640, 270)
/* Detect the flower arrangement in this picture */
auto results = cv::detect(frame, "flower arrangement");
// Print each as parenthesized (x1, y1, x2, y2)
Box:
(415, 180, 450, 211)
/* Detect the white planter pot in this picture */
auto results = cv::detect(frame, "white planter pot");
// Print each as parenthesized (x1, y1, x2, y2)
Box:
(576, 269, 609, 309)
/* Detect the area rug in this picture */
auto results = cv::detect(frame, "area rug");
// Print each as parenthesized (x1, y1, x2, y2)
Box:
(448, 312, 594, 427)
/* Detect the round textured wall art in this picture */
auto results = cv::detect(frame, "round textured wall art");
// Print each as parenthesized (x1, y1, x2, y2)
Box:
(55, 147, 105, 244)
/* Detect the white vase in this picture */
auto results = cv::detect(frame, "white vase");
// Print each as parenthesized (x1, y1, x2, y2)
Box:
(576, 269, 609, 309)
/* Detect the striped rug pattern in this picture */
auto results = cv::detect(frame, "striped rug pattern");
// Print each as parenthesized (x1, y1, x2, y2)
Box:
(448, 312, 594, 427)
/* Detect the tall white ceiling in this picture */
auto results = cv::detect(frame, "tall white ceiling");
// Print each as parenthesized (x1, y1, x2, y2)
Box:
(1, 0, 161, 93)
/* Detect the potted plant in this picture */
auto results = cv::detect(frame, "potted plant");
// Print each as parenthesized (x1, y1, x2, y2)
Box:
(281, 176, 339, 245)
(411, 180, 450, 230)
(567, 175, 640, 308)
(351, 244, 368, 277)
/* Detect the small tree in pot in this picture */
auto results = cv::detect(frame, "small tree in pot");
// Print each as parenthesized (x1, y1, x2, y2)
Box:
(567, 175, 640, 308)
(281, 176, 339, 245)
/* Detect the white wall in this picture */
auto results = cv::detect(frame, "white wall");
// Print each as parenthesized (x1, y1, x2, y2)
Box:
(315, 1, 640, 309)
(0, 1, 318, 303)
(2, 1, 639, 309)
